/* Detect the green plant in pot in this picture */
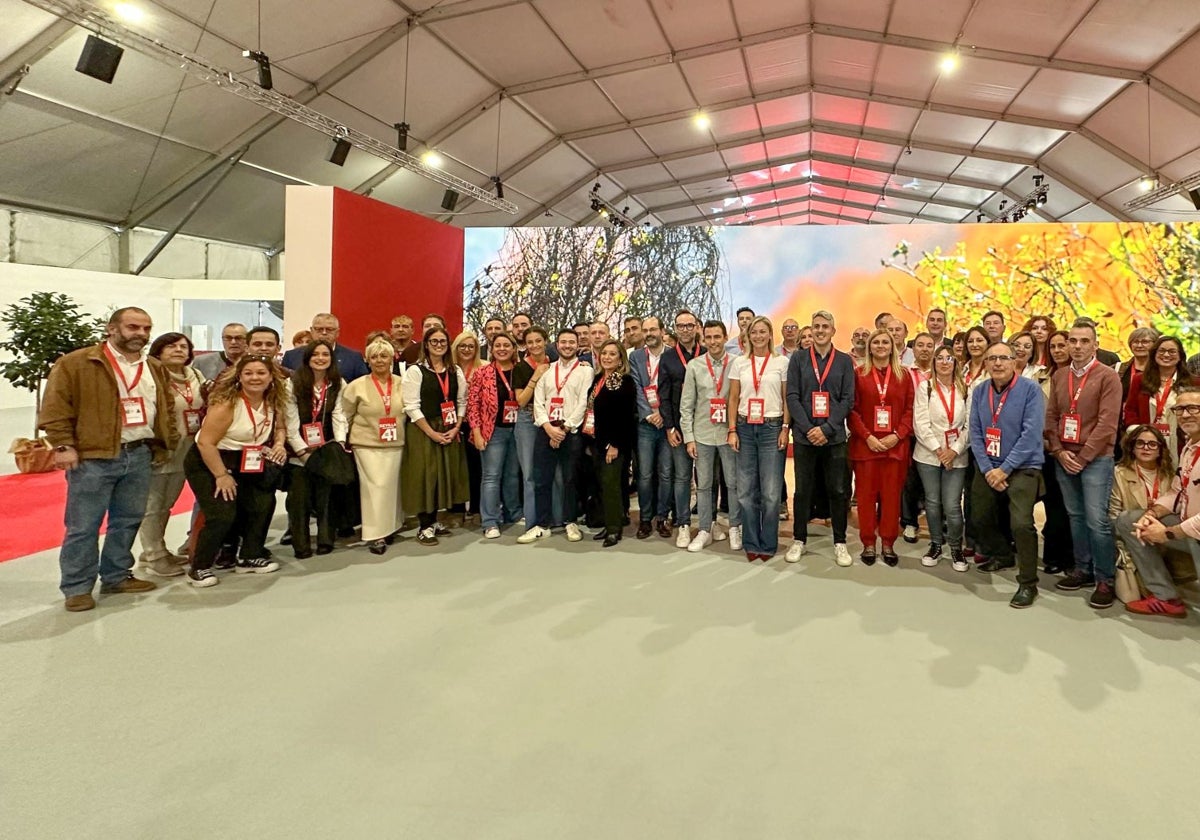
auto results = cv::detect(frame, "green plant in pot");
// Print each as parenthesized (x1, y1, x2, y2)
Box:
(1, 292, 104, 473)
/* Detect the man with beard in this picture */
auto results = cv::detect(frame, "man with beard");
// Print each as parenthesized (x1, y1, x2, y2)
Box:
(40, 307, 179, 611)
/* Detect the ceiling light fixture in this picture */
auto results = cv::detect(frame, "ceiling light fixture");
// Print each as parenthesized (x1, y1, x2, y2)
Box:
(1138, 174, 1158, 192)
(693, 111, 711, 131)
(421, 150, 444, 168)
(24, 0, 517, 213)
(241, 49, 272, 90)
(939, 51, 960, 74)
(111, 1, 144, 23)
(328, 135, 351, 167)
(394, 122, 409, 152)
(587, 183, 639, 227)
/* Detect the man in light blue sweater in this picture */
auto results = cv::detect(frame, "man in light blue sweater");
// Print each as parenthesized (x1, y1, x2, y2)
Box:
(969, 342, 1046, 609)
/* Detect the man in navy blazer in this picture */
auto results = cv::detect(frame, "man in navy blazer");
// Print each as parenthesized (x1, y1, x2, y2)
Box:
(281, 313, 369, 382)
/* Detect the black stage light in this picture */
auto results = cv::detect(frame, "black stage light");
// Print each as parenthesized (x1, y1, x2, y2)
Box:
(492, 176, 504, 200)
(441, 189, 460, 211)
(242, 50, 273, 90)
(1187, 189, 1200, 211)
(394, 122, 409, 152)
(328, 137, 351, 166)
(76, 35, 124, 84)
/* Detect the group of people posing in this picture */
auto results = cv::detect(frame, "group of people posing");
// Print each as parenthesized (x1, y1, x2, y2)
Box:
(39, 305, 1200, 618)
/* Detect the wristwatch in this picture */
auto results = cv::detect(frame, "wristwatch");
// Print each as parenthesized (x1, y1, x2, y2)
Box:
(1165, 527, 1178, 540)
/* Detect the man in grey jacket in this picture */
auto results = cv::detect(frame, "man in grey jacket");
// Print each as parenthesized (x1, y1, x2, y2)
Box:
(680, 320, 742, 552)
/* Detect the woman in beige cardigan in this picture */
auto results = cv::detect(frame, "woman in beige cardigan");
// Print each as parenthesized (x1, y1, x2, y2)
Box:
(342, 338, 406, 554)
(1110, 425, 1175, 600)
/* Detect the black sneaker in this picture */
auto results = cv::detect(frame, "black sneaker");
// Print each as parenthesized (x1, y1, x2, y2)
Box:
(235, 556, 281, 574)
(1055, 569, 1095, 591)
(187, 567, 219, 588)
(920, 543, 943, 567)
(1088, 581, 1115, 609)
(213, 550, 237, 570)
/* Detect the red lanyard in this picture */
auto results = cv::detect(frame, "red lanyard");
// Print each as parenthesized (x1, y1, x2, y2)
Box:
(934, 380, 956, 423)
(675, 343, 694, 368)
(554, 360, 580, 394)
(706, 353, 728, 393)
(241, 395, 269, 441)
(170, 374, 194, 405)
(1135, 465, 1161, 503)
(434, 368, 452, 402)
(103, 343, 144, 395)
(312, 381, 329, 419)
(810, 347, 836, 389)
(497, 365, 514, 399)
(988, 378, 1015, 425)
(749, 354, 770, 395)
(645, 351, 661, 385)
(1067, 362, 1094, 413)
(964, 364, 981, 387)
(1154, 376, 1174, 421)
(371, 374, 392, 416)
(591, 375, 607, 403)
(871, 365, 892, 401)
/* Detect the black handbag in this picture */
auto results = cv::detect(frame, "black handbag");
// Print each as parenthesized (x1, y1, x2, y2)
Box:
(305, 442, 357, 485)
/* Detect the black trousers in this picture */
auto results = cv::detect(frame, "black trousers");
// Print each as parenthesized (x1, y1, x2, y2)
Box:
(900, 457, 924, 528)
(534, 428, 582, 528)
(1040, 458, 1075, 568)
(451, 420, 483, 516)
(971, 468, 1042, 586)
(594, 447, 628, 536)
(286, 463, 333, 551)
(185, 447, 277, 571)
(793, 442, 850, 543)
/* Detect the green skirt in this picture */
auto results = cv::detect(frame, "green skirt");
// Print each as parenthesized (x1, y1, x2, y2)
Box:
(402, 421, 469, 514)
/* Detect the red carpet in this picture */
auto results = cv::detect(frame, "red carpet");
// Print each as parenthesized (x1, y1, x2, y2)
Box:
(0, 471, 195, 563)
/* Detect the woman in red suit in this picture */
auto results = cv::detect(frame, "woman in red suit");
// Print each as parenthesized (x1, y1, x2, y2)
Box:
(849, 329, 915, 566)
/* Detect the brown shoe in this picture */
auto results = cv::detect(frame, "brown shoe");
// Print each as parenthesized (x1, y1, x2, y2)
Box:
(636, 521, 653, 539)
(655, 519, 672, 538)
(99, 576, 158, 595)
(64, 593, 96, 612)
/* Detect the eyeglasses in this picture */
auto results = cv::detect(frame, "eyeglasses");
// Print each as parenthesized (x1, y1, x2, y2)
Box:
(674, 322, 697, 330)
(984, 355, 1014, 363)
(427, 339, 448, 346)
(1171, 404, 1200, 416)
(782, 325, 799, 331)
(222, 335, 247, 342)
(1156, 348, 1180, 356)
(934, 356, 955, 364)
(1133, 440, 1161, 449)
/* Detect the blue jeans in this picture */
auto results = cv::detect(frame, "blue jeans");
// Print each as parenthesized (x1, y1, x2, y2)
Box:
(59, 446, 153, 597)
(479, 426, 522, 530)
(514, 411, 540, 528)
(1056, 455, 1117, 581)
(670, 441, 694, 526)
(916, 462, 967, 548)
(636, 421, 672, 523)
(736, 418, 785, 555)
(695, 442, 741, 531)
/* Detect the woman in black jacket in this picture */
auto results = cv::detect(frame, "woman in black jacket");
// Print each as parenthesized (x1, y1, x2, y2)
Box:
(586, 339, 638, 547)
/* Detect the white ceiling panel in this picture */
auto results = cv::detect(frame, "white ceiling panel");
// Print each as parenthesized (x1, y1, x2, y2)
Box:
(1008, 70, 1130, 122)
(1087, 86, 1200, 171)
(596, 64, 696, 121)
(812, 0, 890, 29)
(897, 148, 965, 177)
(911, 111, 994, 147)
(811, 133, 864, 158)
(613, 163, 674, 188)
(533, 0, 670, 67)
(888, 0, 977, 42)
(572, 131, 653, 168)
(638, 187, 695, 209)
(1040, 133, 1141, 196)
(142, 167, 285, 246)
(664, 152, 729, 180)
(961, 0, 1094, 55)
(811, 35, 878, 89)
(1062, 204, 1119, 223)
(744, 33, 811, 92)
(756, 93, 812, 129)
(0, 1, 58, 62)
(811, 92, 867, 124)
(873, 211, 917, 225)
(636, 119, 712, 157)
(721, 142, 770, 167)
(1056, 0, 1200, 69)
(1150, 33, 1200, 106)
(680, 51, 753, 105)
(506, 145, 593, 200)
(707, 105, 765, 141)
(871, 45, 941, 99)
(648, 0, 738, 50)
(920, 204, 968, 222)
(863, 101, 921, 134)
(874, 196, 926, 214)
(931, 184, 994, 206)
(764, 134, 811, 158)
(976, 123, 1068, 158)
(519, 82, 626, 132)
(951, 158, 1024, 184)
(932, 56, 1036, 112)
(431, 5, 580, 86)
(849, 168, 893, 187)
(849, 140, 902, 164)
(732, 0, 813, 37)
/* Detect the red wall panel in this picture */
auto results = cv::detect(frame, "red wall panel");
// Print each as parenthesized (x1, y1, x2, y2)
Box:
(329, 188, 464, 351)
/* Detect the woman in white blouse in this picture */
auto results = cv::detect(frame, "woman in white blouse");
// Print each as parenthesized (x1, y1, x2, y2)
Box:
(913, 346, 972, 571)
(727, 316, 791, 561)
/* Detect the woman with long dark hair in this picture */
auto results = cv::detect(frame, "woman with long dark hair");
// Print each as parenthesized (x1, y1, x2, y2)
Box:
(1039, 329, 1075, 574)
(184, 355, 290, 587)
(586, 339, 638, 547)
(1125, 335, 1192, 465)
(136, 332, 207, 577)
(286, 340, 347, 558)
(962, 325, 990, 392)
(468, 331, 523, 538)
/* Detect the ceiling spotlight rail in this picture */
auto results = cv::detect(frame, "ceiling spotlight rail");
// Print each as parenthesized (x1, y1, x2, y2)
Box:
(973, 174, 1050, 223)
(1125, 170, 1200, 212)
(22, 0, 517, 213)
(588, 183, 640, 227)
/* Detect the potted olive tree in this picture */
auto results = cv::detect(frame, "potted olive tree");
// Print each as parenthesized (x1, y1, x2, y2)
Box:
(0, 291, 104, 473)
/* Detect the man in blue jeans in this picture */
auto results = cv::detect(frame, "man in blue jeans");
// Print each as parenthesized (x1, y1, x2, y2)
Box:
(39, 307, 179, 612)
(629, 316, 673, 538)
(1045, 318, 1123, 608)
(660, 309, 705, 547)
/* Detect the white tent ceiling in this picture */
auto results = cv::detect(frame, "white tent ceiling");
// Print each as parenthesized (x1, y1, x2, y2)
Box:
(2, 0, 1200, 247)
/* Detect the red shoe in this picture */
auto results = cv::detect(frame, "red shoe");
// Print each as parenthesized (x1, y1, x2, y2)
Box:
(963, 548, 976, 559)
(1125, 597, 1188, 618)
(746, 552, 757, 562)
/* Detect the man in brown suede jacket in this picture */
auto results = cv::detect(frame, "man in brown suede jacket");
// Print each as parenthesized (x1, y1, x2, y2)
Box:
(39, 307, 179, 612)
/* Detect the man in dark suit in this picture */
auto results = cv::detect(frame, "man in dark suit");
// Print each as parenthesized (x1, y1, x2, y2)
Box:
(281, 313, 369, 381)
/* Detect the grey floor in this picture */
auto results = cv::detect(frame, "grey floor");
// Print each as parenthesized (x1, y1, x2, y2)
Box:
(1, 506, 1197, 840)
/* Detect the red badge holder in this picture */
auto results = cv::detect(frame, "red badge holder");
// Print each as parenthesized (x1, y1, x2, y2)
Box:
(873, 406, 892, 433)
(709, 398, 728, 425)
(302, 423, 326, 447)
(644, 385, 660, 409)
(241, 445, 265, 473)
(121, 396, 148, 427)
(985, 427, 1002, 459)
(503, 400, 519, 424)
(747, 398, 765, 425)
(441, 402, 458, 426)
(812, 391, 830, 419)
(183, 408, 204, 435)
(378, 417, 398, 442)
(1061, 413, 1082, 444)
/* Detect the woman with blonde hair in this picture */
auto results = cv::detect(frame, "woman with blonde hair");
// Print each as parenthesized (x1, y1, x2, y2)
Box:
(342, 337, 406, 555)
(848, 329, 914, 566)
(586, 339, 638, 547)
(451, 330, 483, 523)
(184, 354, 290, 587)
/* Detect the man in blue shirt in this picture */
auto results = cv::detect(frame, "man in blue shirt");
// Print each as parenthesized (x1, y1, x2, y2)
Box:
(281, 313, 369, 381)
(969, 342, 1046, 608)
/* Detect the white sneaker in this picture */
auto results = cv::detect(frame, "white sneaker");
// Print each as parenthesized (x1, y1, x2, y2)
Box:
(785, 541, 804, 563)
(517, 526, 548, 544)
(483, 527, 501, 539)
(903, 525, 918, 543)
(675, 525, 691, 548)
(688, 530, 712, 552)
(728, 524, 743, 551)
(565, 523, 582, 542)
(711, 523, 727, 541)
(834, 544, 853, 567)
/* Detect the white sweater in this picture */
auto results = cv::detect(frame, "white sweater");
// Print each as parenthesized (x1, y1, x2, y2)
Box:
(913, 378, 972, 469)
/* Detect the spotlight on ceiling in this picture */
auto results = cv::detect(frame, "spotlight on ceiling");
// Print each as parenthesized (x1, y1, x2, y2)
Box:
(491, 176, 504, 200)
(693, 111, 711, 131)
(241, 49, 272, 90)
(422, 150, 444, 168)
(394, 122, 409, 152)
(112, 2, 145, 23)
(75, 34, 124, 84)
(939, 51, 960, 74)
(1139, 174, 1159, 192)
(328, 136, 351, 167)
